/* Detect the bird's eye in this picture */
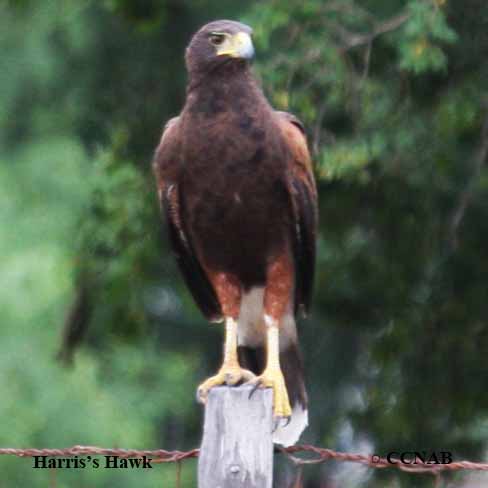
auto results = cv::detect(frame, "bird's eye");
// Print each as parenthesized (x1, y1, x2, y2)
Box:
(209, 33, 226, 46)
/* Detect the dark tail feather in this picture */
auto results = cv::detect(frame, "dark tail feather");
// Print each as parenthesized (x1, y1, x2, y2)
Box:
(280, 340, 308, 413)
(238, 345, 266, 375)
(238, 341, 308, 446)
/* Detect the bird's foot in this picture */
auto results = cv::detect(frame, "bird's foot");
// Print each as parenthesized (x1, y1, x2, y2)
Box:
(247, 367, 291, 423)
(197, 363, 255, 404)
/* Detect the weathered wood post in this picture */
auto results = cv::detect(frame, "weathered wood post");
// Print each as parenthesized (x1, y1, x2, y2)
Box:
(198, 385, 274, 488)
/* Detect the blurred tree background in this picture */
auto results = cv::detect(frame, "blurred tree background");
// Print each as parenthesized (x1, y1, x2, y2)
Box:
(1, 0, 487, 486)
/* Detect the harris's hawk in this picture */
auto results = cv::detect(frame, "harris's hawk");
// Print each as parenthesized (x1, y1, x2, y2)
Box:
(153, 20, 318, 446)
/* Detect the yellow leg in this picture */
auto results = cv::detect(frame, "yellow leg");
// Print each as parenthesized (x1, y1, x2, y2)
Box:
(248, 317, 292, 419)
(197, 317, 255, 403)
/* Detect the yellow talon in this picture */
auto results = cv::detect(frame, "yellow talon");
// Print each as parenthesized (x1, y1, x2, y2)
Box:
(197, 364, 255, 403)
(248, 366, 292, 418)
(247, 320, 292, 419)
(197, 316, 255, 403)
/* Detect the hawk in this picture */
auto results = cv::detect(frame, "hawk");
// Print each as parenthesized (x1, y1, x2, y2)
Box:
(153, 20, 318, 446)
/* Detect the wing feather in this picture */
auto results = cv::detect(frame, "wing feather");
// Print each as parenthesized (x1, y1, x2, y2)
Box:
(276, 111, 318, 317)
(153, 117, 222, 321)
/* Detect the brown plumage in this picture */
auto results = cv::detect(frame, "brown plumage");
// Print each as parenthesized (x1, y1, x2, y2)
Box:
(153, 20, 318, 446)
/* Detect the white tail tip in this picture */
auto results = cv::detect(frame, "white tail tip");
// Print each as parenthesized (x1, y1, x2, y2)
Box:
(272, 404, 308, 447)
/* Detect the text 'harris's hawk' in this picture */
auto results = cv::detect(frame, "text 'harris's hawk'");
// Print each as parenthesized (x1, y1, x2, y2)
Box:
(153, 20, 318, 446)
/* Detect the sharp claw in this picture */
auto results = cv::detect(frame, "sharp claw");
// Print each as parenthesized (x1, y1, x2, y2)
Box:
(248, 381, 261, 399)
(196, 388, 206, 404)
(272, 416, 291, 431)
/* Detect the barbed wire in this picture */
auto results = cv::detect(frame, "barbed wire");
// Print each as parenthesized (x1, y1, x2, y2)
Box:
(281, 445, 488, 474)
(2, 444, 488, 475)
(0, 446, 198, 464)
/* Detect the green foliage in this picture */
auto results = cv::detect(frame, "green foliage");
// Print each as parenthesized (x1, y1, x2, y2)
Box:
(396, 1, 457, 73)
(73, 137, 161, 339)
(320, 134, 387, 181)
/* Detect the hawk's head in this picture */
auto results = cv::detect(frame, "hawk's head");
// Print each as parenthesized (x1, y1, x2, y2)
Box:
(185, 20, 254, 75)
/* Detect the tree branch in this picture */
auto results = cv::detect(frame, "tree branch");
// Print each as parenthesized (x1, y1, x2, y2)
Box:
(324, 11, 410, 51)
(448, 105, 488, 250)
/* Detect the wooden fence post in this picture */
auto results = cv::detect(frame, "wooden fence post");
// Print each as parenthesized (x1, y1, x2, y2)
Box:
(198, 385, 274, 488)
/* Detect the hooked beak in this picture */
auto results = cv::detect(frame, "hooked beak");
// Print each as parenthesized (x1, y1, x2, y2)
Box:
(217, 32, 254, 60)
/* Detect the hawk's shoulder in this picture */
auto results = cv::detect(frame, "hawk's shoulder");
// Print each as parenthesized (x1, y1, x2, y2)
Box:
(152, 116, 181, 185)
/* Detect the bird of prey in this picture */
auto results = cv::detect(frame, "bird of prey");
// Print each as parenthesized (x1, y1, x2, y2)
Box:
(153, 20, 317, 446)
